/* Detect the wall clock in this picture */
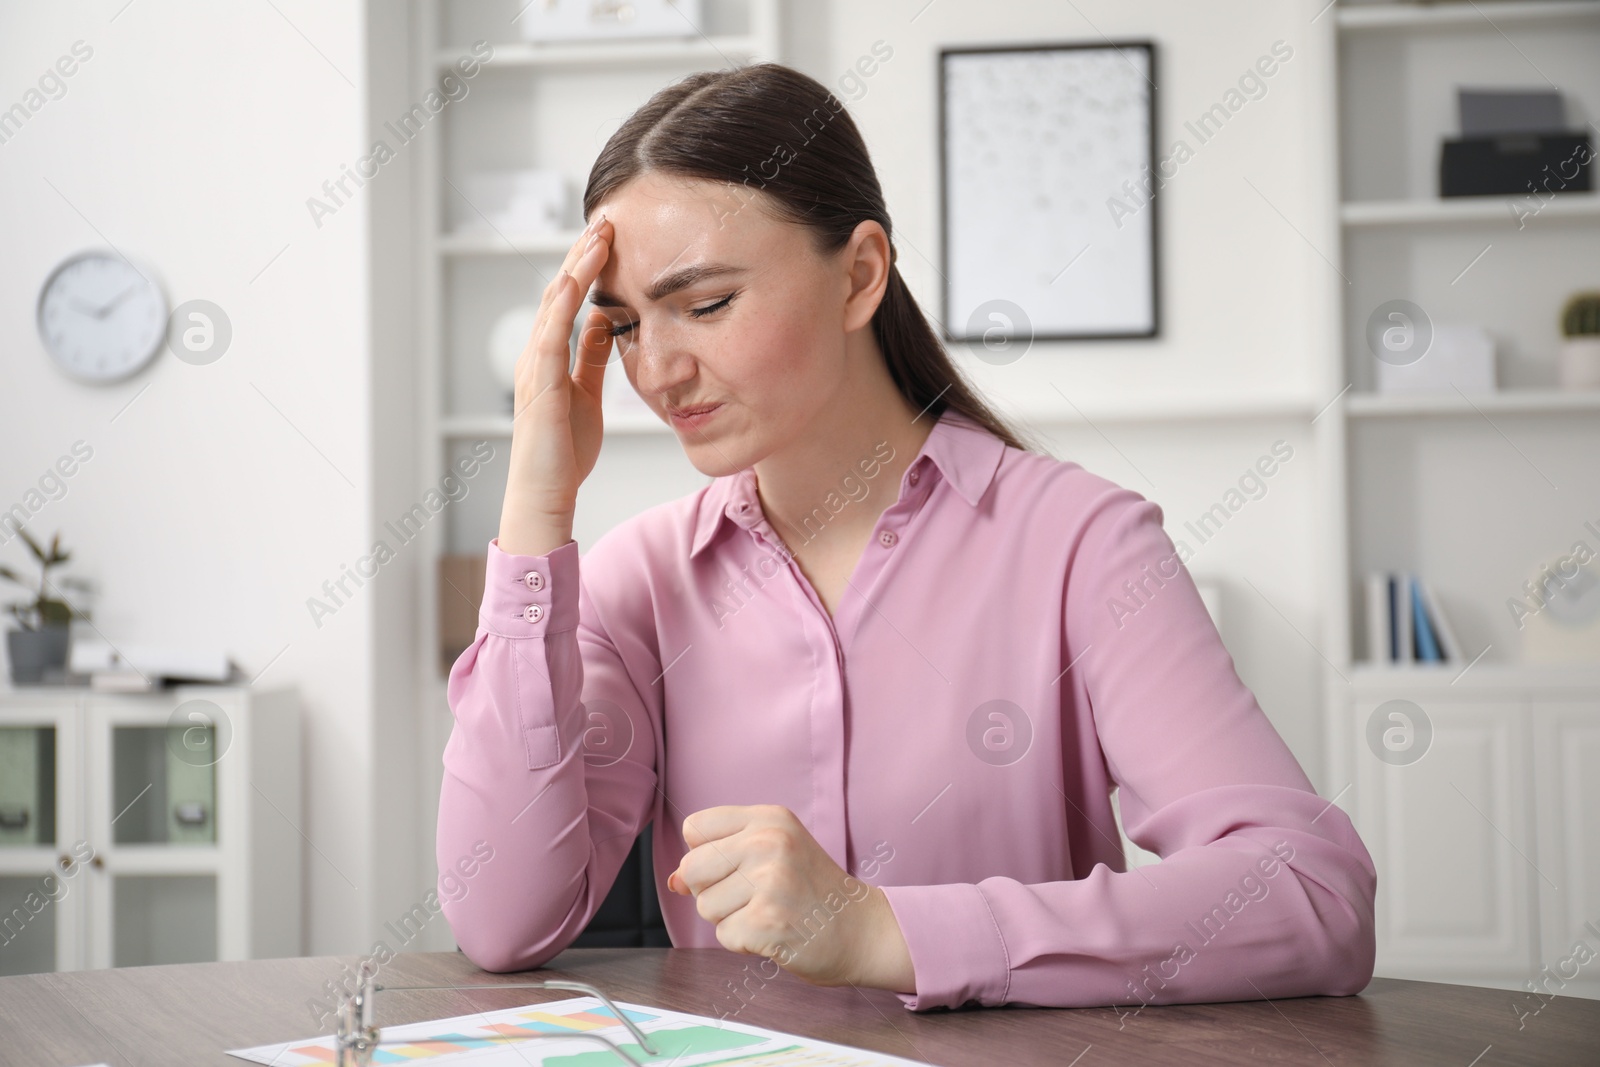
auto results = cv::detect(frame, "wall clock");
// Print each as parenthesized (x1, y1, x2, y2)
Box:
(36, 249, 168, 384)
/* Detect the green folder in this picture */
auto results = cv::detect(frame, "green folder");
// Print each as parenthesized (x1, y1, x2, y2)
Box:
(0, 728, 55, 847)
(165, 725, 216, 845)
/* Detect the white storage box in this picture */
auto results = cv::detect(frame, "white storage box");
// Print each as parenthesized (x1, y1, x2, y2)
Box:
(517, 0, 703, 42)
(1376, 323, 1497, 395)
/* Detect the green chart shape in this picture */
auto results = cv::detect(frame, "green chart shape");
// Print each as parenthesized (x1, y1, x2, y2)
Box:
(543, 1024, 765, 1067)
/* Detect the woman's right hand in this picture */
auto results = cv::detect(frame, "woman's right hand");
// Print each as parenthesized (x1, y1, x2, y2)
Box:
(497, 215, 616, 556)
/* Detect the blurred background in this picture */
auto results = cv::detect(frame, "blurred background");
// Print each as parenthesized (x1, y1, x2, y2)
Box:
(1, 0, 1596, 1000)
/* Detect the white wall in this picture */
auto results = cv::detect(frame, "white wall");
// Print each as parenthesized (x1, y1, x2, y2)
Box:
(0, 1, 380, 955)
(835, 0, 1340, 412)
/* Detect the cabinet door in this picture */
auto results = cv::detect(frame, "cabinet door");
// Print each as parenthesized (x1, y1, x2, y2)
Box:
(0, 698, 87, 974)
(1354, 698, 1537, 979)
(1533, 701, 1600, 1001)
(85, 693, 223, 970)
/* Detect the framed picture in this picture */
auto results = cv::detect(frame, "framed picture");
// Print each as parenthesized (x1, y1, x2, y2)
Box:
(939, 40, 1160, 345)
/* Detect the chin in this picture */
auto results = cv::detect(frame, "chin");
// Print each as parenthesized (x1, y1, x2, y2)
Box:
(681, 442, 753, 479)
(678, 425, 765, 478)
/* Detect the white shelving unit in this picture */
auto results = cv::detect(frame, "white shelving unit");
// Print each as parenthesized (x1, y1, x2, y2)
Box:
(1340, 191, 1600, 226)
(0, 685, 301, 975)
(1322, 1, 1600, 996)
(434, 34, 774, 71)
(1336, 0, 1600, 31)
(1345, 388, 1600, 417)
(413, 0, 784, 595)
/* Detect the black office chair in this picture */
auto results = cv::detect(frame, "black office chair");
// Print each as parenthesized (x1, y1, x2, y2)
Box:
(451, 826, 668, 958)
(571, 825, 671, 947)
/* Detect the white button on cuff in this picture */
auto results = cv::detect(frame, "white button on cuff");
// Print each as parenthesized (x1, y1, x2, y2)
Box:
(521, 604, 544, 624)
(878, 530, 898, 547)
(521, 570, 545, 591)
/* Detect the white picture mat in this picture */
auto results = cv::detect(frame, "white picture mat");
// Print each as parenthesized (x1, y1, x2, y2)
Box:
(943, 45, 1157, 339)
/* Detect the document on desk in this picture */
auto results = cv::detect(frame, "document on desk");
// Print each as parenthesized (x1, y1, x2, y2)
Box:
(226, 994, 932, 1066)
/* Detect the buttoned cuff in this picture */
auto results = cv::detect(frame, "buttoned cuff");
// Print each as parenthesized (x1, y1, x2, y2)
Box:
(479, 537, 580, 639)
(879, 883, 1011, 1011)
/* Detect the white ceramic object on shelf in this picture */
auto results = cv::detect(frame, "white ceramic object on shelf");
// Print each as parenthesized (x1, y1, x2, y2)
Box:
(487, 305, 541, 392)
(1559, 336, 1600, 389)
(1521, 556, 1600, 664)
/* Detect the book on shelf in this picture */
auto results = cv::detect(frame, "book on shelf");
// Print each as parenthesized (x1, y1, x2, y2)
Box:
(1412, 575, 1441, 662)
(1366, 571, 1460, 666)
(1396, 574, 1413, 664)
(1415, 577, 1464, 662)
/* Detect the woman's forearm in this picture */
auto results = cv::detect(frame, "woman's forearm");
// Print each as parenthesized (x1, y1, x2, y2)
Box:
(437, 537, 652, 972)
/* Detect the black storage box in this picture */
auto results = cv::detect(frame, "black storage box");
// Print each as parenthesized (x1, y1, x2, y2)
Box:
(1440, 133, 1593, 197)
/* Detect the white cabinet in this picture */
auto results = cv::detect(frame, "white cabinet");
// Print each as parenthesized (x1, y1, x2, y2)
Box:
(1335, 669, 1600, 997)
(1533, 701, 1600, 1001)
(0, 685, 300, 975)
(1355, 696, 1536, 979)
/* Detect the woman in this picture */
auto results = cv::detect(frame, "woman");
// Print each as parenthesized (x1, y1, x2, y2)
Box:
(437, 62, 1376, 1013)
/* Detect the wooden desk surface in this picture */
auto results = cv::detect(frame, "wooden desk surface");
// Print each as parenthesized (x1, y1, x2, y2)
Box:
(1, 949, 1594, 1066)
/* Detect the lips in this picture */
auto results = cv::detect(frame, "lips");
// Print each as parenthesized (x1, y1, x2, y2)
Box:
(669, 403, 722, 417)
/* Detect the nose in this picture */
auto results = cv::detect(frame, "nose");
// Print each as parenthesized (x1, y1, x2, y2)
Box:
(625, 319, 698, 404)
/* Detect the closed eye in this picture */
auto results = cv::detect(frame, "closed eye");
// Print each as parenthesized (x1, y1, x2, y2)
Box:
(607, 292, 736, 338)
(689, 292, 736, 318)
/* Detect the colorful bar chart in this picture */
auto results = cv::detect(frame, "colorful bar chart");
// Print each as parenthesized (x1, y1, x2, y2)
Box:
(239, 1001, 660, 1065)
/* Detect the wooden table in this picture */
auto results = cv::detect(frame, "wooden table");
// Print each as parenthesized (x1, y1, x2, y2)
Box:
(1, 949, 1595, 1065)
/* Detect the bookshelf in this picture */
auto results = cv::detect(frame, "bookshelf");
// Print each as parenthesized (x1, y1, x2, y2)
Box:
(1334, 0, 1600, 31)
(1340, 191, 1600, 226)
(1321, 1, 1600, 996)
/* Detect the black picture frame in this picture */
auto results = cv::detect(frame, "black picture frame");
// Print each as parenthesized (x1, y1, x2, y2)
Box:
(938, 40, 1161, 345)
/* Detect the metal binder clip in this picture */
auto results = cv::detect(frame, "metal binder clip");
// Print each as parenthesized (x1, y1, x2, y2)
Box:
(334, 960, 661, 1067)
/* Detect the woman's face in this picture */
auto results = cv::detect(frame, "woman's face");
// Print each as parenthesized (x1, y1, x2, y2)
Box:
(587, 171, 861, 477)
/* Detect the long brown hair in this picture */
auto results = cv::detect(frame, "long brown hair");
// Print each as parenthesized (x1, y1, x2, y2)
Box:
(581, 62, 1040, 454)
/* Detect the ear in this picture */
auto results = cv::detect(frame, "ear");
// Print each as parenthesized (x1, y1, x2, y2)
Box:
(840, 219, 893, 334)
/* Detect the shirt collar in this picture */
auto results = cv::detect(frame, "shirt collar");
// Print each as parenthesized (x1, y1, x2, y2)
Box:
(689, 406, 1007, 559)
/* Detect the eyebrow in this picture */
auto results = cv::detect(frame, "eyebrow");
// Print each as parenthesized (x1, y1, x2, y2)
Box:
(589, 263, 747, 308)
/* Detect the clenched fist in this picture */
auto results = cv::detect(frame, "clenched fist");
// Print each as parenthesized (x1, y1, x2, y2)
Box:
(668, 804, 914, 992)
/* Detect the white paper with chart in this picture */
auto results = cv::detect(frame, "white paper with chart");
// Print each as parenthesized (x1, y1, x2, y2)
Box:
(226, 994, 934, 1067)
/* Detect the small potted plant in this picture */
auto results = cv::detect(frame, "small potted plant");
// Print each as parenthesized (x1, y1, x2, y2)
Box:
(1559, 290, 1600, 390)
(1, 527, 86, 685)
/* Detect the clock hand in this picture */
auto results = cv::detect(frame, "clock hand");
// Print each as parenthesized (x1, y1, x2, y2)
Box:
(95, 284, 142, 318)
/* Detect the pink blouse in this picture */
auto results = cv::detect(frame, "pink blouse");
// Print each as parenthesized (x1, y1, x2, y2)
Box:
(437, 408, 1376, 1011)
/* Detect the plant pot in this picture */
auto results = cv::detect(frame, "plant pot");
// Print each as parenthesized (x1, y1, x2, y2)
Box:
(1559, 337, 1600, 390)
(6, 625, 71, 685)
